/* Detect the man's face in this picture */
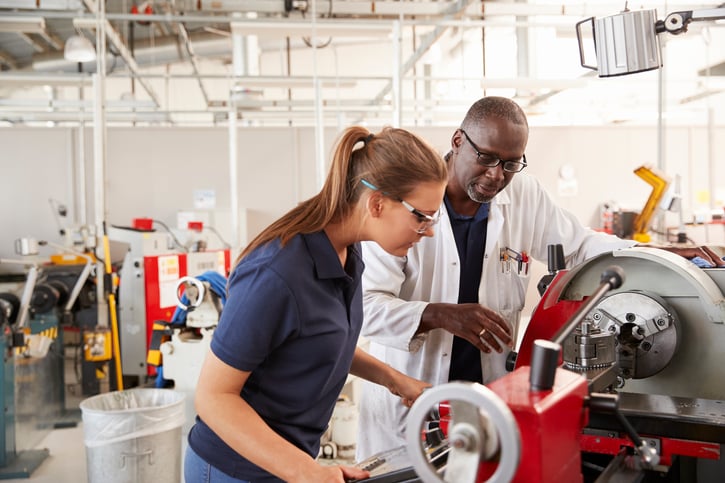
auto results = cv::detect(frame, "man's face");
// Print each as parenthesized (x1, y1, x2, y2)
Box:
(450, 117, 528, 204)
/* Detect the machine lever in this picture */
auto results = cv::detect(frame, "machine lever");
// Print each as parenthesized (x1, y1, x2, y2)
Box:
(552, 266, 625, 346)
(588, 393, 660, 468)
(537, 244, 565, 296)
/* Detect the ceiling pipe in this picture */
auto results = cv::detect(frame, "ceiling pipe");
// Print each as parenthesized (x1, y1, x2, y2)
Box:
(3, 3, 716, 20)
(369, 0, 474, 108)
(0, 0, 83, 8)
(74, 17, 161, 106)
(77, 0, 160, 110)
(177, 22, 211, 106)
(32, 32, 230, 72)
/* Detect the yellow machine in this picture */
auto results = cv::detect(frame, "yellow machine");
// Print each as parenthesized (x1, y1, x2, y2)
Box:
(632, 165, 671, 243)
(83, 329, 113, 362)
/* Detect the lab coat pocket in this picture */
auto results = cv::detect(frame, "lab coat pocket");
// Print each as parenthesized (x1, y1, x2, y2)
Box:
(497, 269, 529, 313)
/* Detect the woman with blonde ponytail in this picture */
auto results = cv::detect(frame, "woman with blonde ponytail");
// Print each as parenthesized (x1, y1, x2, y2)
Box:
(185, 126, 447, 483)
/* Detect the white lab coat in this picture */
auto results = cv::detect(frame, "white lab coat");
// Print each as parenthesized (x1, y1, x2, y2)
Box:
(356, 173, 636, 460)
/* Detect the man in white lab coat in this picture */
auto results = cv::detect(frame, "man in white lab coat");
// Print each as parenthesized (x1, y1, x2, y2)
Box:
(355, 96, 724, 460)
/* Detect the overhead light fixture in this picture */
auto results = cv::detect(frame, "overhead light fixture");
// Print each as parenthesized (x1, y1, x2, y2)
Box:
(0, 16, 46, 34)
(64, 35, 96, 63)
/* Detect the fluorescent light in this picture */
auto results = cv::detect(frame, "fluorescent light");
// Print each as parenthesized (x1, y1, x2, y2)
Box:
(0, 16, 46, 33)
(64, 35, 96, 63)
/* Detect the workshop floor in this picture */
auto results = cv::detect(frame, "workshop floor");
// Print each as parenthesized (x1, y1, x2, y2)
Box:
(5, 342, 90, 483)
(5, 422, 87, 483)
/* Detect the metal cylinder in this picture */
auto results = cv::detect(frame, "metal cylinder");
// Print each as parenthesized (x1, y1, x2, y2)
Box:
(594, 9, 662, 77)
(529, 339, 561, 391)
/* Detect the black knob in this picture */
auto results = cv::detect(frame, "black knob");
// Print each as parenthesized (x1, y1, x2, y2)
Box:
(601, 265, 625, 290)
(505, 350, 518, 371)
(547, 244, 566, 273)
(529, 339, 561, 391)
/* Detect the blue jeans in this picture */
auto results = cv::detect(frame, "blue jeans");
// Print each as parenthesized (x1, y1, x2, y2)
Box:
(184, 445, 251, 483)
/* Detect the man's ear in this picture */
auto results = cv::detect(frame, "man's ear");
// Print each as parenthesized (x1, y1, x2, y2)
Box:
(451, 129, 462, 153)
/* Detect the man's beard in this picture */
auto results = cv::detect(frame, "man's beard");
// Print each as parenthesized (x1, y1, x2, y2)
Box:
(467, 183, 493, 204)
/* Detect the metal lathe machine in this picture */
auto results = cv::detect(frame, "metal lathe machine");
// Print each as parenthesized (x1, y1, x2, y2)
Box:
(358, 247, 725, 482)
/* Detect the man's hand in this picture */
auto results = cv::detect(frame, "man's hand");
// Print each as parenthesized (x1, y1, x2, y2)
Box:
(419, 303, 514, 353)
(649, 245, 725, 267)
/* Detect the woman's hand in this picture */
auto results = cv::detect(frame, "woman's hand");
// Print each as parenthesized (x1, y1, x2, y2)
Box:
(290, 464, 369, 483)
(349, 347, 430, 407)
(388, 372, 431, 408)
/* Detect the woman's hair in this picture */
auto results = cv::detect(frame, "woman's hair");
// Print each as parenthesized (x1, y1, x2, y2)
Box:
(235, 125, 447, 264)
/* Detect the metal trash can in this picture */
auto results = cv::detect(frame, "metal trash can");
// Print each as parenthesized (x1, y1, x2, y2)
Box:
(80, 388, 186, 483)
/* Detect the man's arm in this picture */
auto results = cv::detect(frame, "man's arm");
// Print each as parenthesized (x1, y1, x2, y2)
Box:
(360, 241, 429, 351)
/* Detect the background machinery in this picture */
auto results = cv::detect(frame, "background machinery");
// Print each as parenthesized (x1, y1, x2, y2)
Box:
(0, 236, 100, 478)
(108, 218, 230, 387)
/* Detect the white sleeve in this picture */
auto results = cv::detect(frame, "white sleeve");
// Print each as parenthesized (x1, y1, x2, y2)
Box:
(511, 174, 637, 266)
(361, 241, 429, 352)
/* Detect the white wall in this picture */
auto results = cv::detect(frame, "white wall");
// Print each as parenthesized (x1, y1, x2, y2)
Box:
(2, 123, 723, 287)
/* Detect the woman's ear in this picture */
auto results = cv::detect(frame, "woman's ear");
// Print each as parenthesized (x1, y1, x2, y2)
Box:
(367, 192, 384, 218)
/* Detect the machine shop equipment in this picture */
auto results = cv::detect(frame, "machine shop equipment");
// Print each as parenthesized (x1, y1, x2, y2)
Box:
(108, 221, 230, 385)
(516, 246, 725, 480)
(146, 271, 226, 457)
(154, 272, 225, 394)
(517, 247, 725, 400)
(631, 165, 674, 244)
(0, 254, 80, 478)
(356, 248, 725, 482)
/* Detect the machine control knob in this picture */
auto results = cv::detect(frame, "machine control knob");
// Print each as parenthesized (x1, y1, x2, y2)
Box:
(600, 265, 625, 290)
(529, 340, 561, 391)
(505, 351, 518, 372)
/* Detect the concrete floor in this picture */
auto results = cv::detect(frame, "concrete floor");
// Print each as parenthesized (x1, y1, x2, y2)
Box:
(3, 423, 88, 483)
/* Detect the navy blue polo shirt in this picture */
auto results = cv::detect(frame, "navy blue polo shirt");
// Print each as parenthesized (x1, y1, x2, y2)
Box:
(445, 196, 490, 383)
(188, 231, 364, 482)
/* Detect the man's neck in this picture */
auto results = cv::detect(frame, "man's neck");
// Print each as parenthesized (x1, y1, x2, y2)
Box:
(446, 191, 483, 217)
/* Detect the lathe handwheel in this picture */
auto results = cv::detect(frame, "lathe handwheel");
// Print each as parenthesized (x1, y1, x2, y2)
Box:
(175, 276, 206, 310)
(406, 382, 521, 483)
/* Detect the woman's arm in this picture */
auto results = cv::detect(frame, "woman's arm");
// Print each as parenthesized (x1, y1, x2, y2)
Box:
(194, 350, 369, 483)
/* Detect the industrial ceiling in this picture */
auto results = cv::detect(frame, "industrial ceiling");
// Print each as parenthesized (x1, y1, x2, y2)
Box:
(0, 1, 723, 127)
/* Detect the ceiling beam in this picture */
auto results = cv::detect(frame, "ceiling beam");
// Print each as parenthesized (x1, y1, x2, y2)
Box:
(177, 22, 211, 106)
(698, 62, 725, 76)
(18, 32, 47, 53)
(0, 16, 46, 33)
(39, 30, 63, 50)
(370, 0, 475, 106)
(0, 51, 18, 69)
(74, 17, 162, 107)
(0, 72, 91, 85)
